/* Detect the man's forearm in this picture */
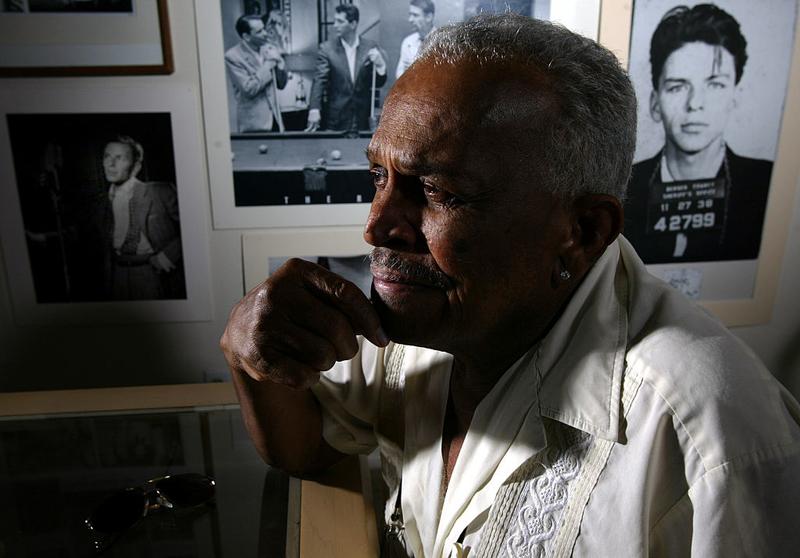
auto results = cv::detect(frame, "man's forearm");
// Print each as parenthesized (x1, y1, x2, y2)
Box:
(230, 368, 345, 477)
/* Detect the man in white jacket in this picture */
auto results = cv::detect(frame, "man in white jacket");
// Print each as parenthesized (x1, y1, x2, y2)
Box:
(396, 0, 436, 79)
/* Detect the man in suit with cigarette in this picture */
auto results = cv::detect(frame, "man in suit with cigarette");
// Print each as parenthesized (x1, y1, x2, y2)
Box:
(225, 14, 288, 133)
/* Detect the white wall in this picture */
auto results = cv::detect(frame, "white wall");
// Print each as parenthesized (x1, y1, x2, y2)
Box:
(1, 2, 799, 400)
(733, 177, 800, 397)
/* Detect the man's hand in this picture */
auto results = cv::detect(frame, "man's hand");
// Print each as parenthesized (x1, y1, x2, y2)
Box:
(220, 258, 388, 390)
(304, 109, 321, 132)
(262, 44, 285, 70)
(150, 252, 176, 273)
(256, 60, 277, 83)
(366, 47, 387, 74)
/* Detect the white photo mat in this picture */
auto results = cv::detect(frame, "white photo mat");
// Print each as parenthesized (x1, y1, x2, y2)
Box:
(242, 227, 370, 292)
(195, 0, 601, 230)
(599, 0, 800, 326)
(0, 0, 172, 75)
(0, 86, 213, 324)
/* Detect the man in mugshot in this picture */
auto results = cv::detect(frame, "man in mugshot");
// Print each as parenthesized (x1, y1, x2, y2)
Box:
(225, 14, 288, 133)
(624, 4, 773, 263)
(305, 4, 387, 133)
(102, 136, 185, 301)
(396, 0, 436, 79)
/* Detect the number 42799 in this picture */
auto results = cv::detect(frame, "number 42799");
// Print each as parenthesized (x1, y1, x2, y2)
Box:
(653, 212, 716, 232)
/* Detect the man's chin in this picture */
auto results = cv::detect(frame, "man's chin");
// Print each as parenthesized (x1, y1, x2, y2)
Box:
(371, 289, 440, 346)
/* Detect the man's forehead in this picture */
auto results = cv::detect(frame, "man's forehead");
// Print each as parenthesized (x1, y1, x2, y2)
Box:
(388, 60, 556, 133)
(663, 42, 735, 77)
(105, 143, 132, 156)
(365, 141, 442, 173)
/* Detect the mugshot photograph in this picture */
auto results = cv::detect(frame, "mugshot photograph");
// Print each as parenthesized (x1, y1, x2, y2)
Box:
(623, 2, 795, 264)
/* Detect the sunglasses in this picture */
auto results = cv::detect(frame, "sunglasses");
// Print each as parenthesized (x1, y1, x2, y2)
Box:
(85, 473, 216, 535)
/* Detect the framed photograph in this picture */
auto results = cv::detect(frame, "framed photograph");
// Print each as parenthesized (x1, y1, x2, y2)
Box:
(195, 0, 601, 229)
(599, 0, 800, 326)
(0, 0, 173, 76)
(242, 227, 371, 292)
(0, 86, 212, 324)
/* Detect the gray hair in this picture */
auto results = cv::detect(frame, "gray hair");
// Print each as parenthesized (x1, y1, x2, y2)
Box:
(416, 12, 637, 201)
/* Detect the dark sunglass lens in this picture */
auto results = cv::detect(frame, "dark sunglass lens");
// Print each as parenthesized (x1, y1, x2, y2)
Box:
(156, 474, 215, 507)
(88, 488, 146, 533)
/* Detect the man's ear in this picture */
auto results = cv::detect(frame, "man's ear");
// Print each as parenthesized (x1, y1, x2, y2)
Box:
(557, 194, 623, 282)
(649, 89, 662, 123)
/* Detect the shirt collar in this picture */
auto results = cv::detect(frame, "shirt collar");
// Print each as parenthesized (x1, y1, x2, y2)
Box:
(660, 147, 726, 182)
(108, 175, 138, 200)
(242, 39, 261, 58)
(340, 35, 359, 51)
(534, 240, 629, 442)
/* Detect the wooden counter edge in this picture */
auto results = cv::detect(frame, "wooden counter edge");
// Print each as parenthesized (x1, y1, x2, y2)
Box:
(299, 454, 379, 558)
(0, 382, 238, 417)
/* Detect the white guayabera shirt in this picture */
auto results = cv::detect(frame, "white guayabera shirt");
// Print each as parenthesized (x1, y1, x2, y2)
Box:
(312, 238, 800, 558)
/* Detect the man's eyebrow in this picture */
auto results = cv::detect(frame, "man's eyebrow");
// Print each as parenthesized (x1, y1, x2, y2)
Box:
(707, 71, 733, 79)
(364, 146, 442, 176)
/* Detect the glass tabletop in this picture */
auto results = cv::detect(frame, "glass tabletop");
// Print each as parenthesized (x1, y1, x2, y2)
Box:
(0, 406, 296, 557)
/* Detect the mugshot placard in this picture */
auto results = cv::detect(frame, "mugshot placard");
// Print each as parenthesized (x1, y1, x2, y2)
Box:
(647, 177, 725, 234)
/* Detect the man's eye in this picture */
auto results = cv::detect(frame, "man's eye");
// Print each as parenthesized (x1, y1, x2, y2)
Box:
(422, 182, 455, 205)
(370, 168, 387, 187)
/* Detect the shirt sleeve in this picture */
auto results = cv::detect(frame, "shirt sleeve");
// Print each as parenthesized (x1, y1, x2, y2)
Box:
(648, 440, 800, 556)
(311, 337, 388, 455)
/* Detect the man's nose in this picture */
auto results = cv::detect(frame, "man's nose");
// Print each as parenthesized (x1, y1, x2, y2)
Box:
(686, 86, 705, 111)
(363, 180, 421, 249)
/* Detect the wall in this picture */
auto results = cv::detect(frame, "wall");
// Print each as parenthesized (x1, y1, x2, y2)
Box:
(0, 2, 799, 399)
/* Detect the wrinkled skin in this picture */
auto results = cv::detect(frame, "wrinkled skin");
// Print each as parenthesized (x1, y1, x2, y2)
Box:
(221, 258, 387, 390)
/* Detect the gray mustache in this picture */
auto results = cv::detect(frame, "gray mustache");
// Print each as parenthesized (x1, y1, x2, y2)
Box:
(368, 249, 450, 290)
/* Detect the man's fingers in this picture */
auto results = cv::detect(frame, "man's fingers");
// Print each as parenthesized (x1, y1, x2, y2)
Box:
(220, 258, 388, 391)
(239, 348, 321, 390)
(223, 322, 329, 388)
(291, 260, 388, 348)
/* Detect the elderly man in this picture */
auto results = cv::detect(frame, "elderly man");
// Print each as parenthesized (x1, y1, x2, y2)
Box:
(225, 14, 287, 133)
(624, 4, 773, 263)
(222, 13, 800, 557)
(396, 0, 436, 79)
(102, 136, 184, 301)
(305, 4, 387, 133)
